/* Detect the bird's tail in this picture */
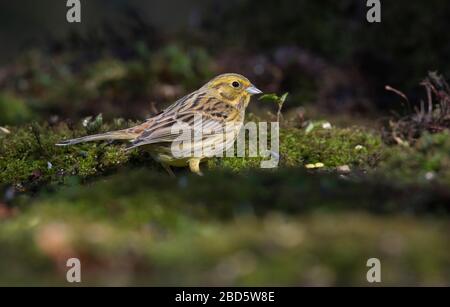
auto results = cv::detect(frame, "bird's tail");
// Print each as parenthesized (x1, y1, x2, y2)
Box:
(56, 129, 137, 146)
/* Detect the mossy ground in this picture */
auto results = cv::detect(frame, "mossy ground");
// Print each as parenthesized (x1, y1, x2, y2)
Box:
(1, 117, 450, 286)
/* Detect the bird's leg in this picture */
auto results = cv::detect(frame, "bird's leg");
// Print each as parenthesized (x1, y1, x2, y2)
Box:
(188, 158, 203, 176)
(161, 163, 176, 178)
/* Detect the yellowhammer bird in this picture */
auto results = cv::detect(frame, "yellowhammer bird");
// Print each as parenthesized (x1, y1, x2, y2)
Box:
(57, 73, 262, 175)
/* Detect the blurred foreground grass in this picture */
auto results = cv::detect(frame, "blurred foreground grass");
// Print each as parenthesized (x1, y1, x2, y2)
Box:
(1, 169, 449, 286)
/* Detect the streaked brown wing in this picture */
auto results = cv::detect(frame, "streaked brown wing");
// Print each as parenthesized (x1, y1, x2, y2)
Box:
(125, 92, 239, 150)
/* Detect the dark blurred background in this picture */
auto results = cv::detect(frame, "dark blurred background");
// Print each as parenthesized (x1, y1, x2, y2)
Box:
(0, 0, 204, 61)
(0, 0, 211, 64)
(1, 0, 450, 122)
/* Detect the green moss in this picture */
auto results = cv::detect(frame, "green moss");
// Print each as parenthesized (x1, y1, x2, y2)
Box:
(0, 121, 155, 187)
(209, 125, 384, 171)
(1, 119, 449, 286)
(1, 122, 450, 285)
(0, 119, 384, 189)
(4, 118, 450, 195)
(380, 132, 450, 185)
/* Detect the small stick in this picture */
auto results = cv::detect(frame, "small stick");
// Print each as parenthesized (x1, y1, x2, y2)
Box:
(385, 85, 412, 113)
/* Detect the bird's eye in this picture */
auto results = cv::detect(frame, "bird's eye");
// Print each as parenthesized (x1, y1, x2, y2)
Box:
(232, 81, 241, 88)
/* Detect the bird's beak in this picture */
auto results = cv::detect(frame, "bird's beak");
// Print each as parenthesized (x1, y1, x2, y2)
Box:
(246, 85, 263, 95)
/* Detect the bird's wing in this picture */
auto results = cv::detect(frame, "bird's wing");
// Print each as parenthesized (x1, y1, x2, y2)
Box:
(126, 93, 239, 150)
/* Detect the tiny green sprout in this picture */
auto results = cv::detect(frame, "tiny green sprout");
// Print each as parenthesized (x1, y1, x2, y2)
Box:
(259, 92, 288, 123)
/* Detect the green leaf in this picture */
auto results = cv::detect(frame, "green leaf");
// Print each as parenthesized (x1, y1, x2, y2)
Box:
(258, 93, 280, 103)
(279, 92, 289, 104)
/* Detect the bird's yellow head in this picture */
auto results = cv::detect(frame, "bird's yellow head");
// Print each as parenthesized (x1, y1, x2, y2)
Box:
(203, 73, 262, 107)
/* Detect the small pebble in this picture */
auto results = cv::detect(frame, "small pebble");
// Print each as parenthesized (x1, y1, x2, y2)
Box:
(337, 165, 351, 173)
(425, 172, 436, 181)
(322, 122, 332, 129)
(305, 163, 325, 169)
(0, 127, 10, 134)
